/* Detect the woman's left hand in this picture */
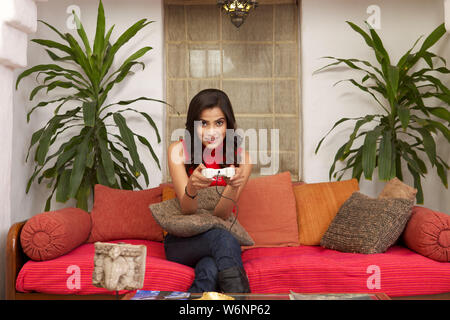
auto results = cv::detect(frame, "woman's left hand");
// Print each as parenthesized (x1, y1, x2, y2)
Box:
(224, 165, 245, 189)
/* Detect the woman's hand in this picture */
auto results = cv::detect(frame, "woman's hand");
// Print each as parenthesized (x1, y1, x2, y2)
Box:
(187, 163, 213, 194)
(224, 165, 245, 189)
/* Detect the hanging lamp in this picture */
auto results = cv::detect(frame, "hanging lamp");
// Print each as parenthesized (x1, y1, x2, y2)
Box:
(217, 0, 258, 28)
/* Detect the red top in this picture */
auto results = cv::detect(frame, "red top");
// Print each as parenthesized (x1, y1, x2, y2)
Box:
(180, 138, 242, 186)
(180, 138, 240, 213)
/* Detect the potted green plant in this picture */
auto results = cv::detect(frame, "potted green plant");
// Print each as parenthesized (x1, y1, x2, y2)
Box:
(16, 1, 175, 211)
(315, 21, 449, 204)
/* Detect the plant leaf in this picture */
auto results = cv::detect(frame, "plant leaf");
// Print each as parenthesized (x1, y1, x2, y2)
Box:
(344, 115, 378, 155)
(334, 78, 388, 112)
(116, 107, 161, 143)
(76, 172, 91, 211)
(72, 11, 92, 57)
(386, 66, 400, 107)
(68, 127, 94, 198)
(414, 127, 437, 167)
(38, 20, 68, 41)
(315, 117, 361, 154)
(418, 23, 446, 53)
(56, 169, 72, 202)
(113, 113, 147, 184)
(93, 0, 106, 63)
(99, 96, 175, 116)
(362, 126, 383, 180)
(96, 125, 116, 186)
(101, 19, 153, 79)
(397, 104, 410, 130)
(428, 107, 450, 123)
(31, 39, 73, 56)
(436, 160, 448, 189)
(407, 164, 424, 204)
(328, 143, 347, 180)
(135, 133, 161, 170)
(368, 23, 391, 66)
(64, 33, 93, 81)
(378, 130, 394, 181)
(16, 64, 67, 89)
(82, 101, 96, 127)
(120, 46, 152, 70)
(36, 108, 81, 165)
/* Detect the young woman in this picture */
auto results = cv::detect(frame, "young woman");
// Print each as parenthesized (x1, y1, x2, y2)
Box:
(165, 89, 253, 293)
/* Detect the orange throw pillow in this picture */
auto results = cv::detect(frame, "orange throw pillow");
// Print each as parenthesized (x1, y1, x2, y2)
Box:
(293, 178, 359, 245)
(20, 207, 91, 261)
(88, 184, 164, 242)
(161, 186, 177, 237)
(162, 186, 177, 201)
(237, 171, 299, 249)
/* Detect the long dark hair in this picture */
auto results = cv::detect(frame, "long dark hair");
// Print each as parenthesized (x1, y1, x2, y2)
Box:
(184, 89, 242, 175)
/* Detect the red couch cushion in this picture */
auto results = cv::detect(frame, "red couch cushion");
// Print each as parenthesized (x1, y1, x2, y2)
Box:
(17, 239, 450, 297)
(16, 240, 194, 295)
(242, 245, 450, 297)
(237, 171, 299, 249)
(88, 184, 164, 243)
(403, 206, 450, 262)
(20, 207, 91, 261)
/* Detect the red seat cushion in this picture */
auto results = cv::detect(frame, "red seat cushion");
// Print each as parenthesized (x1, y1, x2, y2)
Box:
(16, 240, 194, 295)
(17, 241, 450, 297)
(242, 245, 450, 297)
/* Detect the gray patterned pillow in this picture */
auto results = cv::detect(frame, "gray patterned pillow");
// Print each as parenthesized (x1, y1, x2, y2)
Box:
(149, 186, 254, 246)
(320, 192, 414, 254)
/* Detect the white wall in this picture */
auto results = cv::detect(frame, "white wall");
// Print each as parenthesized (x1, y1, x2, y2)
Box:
(12, 0, 165, 224)
(1, 0, 40, 301)
(0, 65, 14, 301)
(301, 0, 450, 214)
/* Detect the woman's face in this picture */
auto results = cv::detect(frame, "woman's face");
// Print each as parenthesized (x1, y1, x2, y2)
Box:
(196, 106, 227, 149)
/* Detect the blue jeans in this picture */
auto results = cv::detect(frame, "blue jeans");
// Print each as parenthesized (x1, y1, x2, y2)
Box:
(164, 228, 244, 293)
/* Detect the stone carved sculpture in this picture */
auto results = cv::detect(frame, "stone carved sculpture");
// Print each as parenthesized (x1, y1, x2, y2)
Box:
(92, 242, 147, 291)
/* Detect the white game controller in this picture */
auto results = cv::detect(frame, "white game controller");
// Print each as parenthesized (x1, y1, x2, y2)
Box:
(201, 167, 235, 179)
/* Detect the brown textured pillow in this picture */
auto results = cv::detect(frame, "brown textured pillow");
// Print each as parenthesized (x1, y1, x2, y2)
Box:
(320, 192, 414, 254)
(149, 186, 254, 246)
(378, 177, 417, 202)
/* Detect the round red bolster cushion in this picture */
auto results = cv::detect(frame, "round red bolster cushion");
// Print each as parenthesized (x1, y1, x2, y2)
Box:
(403, 206, 450, 262)
(20, 207, 91, 261)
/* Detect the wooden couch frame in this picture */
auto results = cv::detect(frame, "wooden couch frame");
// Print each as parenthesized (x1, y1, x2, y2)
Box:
(6, 221, 122, 300)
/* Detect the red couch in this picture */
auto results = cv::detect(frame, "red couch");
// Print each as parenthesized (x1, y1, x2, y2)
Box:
(6, 177, 450, 300)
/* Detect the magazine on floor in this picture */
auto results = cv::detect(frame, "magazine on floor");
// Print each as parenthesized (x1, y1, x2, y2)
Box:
(130, 290, 191, 300)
